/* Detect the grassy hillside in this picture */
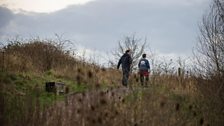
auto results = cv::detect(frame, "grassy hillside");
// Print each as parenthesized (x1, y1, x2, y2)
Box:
(0, 40, 223, 126)
(0, 40, 121, 125)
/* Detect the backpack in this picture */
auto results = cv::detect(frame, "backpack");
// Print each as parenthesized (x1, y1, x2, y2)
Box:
(139, 59, 149, 70)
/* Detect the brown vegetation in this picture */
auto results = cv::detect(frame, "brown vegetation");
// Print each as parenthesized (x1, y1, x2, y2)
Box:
(0, 0, 223, 125)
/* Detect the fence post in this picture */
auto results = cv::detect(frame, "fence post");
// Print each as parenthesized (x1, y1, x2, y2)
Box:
(178, 67, 181, 77)
(1, 50, 4, 72)
(178, 67, 182, 86)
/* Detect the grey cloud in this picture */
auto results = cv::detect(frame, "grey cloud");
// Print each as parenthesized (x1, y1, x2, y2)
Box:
(0, 0, 210, 55)
(0, 7, 13, 29)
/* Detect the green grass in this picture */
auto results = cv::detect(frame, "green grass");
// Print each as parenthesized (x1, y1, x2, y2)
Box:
(0, 70, 92, 125)
(38, 92, 61, 107)
(1, 70, 223, 125)
(0, 70, 89, 109)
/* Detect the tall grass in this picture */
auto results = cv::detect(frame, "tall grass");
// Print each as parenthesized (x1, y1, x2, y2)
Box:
(0, 38, 223, 125)
(0, 38, 122, 125)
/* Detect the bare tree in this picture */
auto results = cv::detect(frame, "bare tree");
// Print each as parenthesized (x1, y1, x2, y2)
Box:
(111, 34, 147, 72)
(195, 0, 224, 102)
(195, 0, 224, 77)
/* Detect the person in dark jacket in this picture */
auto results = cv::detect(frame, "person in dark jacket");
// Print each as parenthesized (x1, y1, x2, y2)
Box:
(117, 49, 132, 87)
(138, 53, 150, 87)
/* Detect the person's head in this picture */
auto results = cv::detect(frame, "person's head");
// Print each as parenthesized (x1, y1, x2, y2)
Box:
(125, 49, 131, 54)
(142, 53, 146, 58)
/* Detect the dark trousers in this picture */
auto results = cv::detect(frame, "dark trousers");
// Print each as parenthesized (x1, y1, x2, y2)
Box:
(122, 68, 130, 86)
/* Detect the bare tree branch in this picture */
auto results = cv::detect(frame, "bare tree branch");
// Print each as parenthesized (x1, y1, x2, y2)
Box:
(111, 34, 148, 71)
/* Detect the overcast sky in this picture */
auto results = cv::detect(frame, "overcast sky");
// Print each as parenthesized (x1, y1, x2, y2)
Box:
(0, 0, 211, 63)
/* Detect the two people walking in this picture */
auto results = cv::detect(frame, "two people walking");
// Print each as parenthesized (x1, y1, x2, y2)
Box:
(117, 49, 150, 87)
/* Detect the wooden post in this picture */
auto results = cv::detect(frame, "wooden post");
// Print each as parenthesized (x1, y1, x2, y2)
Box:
(178, 67, 181, 77)
(1, 51, 4, 72)
(178, 67, 182, 86)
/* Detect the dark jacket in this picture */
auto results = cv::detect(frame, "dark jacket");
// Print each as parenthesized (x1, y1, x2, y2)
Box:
(117, 53, 132, 71)
(138, 58, 150, 71)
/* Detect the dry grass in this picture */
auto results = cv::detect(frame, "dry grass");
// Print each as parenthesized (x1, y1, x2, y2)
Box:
(3, 78, 223, 126)
(0, 39, 223, 126)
